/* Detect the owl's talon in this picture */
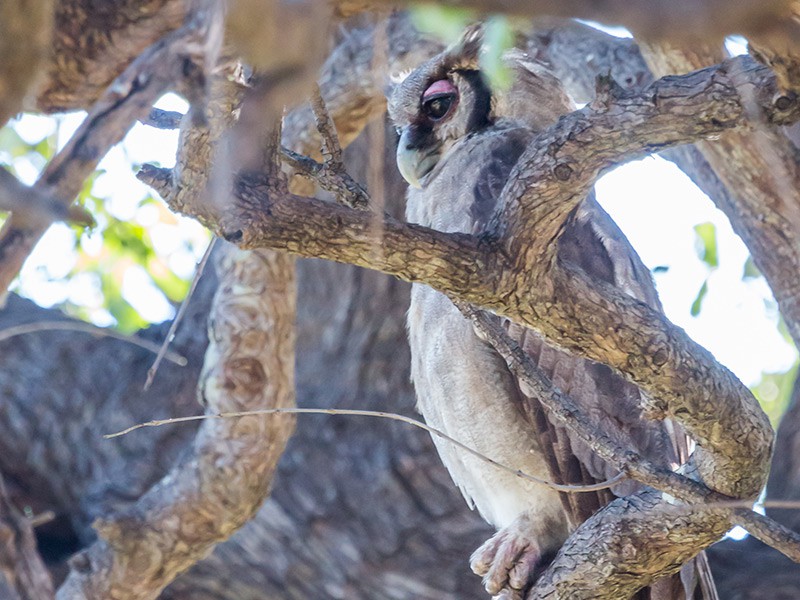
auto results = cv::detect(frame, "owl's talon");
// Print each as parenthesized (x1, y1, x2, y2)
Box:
(470, 515, 544, 597)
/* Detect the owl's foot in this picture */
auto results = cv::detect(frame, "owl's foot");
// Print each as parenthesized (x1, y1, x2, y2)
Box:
(469, 514, 546, 599)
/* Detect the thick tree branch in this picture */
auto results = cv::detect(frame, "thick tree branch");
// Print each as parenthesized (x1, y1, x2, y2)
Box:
(532, 23, 800, 351)
(35, 0, 186, 112)
(524, 20, 738, 225)
(547, 265, 772, 498)
(458, 294, 798, 597)
(230, 175, 489, 295)
(56, 243, 295, 600)
(178, 55, 791, 509)
(206, 55, 797, 316)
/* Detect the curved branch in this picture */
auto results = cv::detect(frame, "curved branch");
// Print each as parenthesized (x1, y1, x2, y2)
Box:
(56, 244, 296, 600)
(641, 41, 800, 348)
(204, 54, 789, 501)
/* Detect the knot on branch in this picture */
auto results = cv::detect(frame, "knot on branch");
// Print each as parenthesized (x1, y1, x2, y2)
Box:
(591, 73, 627, 110)
(553, 162, 575, 181)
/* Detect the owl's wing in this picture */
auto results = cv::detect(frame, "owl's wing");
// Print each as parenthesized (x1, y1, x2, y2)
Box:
(458, 121, 679, 524)
(500, 196, 684, 525)
(499, 197, 716, 600)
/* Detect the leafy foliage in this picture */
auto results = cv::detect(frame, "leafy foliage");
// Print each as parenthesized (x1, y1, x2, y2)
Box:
(410, 7, 514, 90)
(0, 114, 205, 332)
(690, 221, 718, 316)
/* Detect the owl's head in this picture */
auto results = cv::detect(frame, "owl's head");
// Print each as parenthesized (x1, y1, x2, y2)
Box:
(388, 25, 493, 188)
(388, 25, 574, 189)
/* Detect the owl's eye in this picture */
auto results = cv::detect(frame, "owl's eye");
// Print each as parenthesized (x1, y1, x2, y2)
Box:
(421, 79, 458, 122)
(422, 94, 455, 121)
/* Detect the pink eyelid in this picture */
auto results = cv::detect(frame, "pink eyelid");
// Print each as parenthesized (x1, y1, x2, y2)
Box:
(423, 79, 457, 99)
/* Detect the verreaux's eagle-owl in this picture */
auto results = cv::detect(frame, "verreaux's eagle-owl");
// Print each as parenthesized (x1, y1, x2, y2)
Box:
(388, 26, 716, 600)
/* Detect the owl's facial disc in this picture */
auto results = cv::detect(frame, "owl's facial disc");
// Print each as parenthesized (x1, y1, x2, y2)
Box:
(396, 79, 459, 188)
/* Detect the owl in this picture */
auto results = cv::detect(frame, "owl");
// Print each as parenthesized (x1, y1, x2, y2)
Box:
(388, 26, 716, 600)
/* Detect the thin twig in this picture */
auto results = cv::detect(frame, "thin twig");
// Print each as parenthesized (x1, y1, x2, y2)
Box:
(104, 406, 626, 494)
(732, 509, 800, 562)
(280, 146, 371, 209)
(28, 511, 56, 528)
(310, 83, 345, 170)
(284, 84, 370, 210)
(0, 321, 186, 365)
(144, 236, 216, 391)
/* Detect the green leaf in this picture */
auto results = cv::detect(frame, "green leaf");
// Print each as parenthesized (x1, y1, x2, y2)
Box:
(0, 127, 26, 159)
(693, 222, 718, 268)
(742, 255, 761, 279)
(752, 361, 799, 427)
(410, 5, 474, 43)
(481, 16, 514, 92)
(690, 279, 708, 317)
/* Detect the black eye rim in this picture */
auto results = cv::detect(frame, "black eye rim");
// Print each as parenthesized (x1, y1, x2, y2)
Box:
(421, 91, 457, 122)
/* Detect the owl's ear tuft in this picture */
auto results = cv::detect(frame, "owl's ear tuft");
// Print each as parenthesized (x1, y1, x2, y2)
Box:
(444, 23, 484, 71)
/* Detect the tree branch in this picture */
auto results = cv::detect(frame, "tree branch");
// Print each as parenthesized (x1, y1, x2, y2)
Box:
(0, 3, 222, 300)
(35, 0, 186, 112)
(640, 41, 800, 348)
(55, 242, 296, 600)
(189, 54, 789, 503)
(0, 169, 93, 227)
(457, 298, 798, 597)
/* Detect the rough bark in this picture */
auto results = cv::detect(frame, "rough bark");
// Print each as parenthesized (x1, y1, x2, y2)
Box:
(706, 378, 800, 598)
(202, 55, 782, 499)
(138, 50, 786, 594)
(2, 1, 800, 597)
(36, 0, 187, 112)
(54, 245, 296, 600)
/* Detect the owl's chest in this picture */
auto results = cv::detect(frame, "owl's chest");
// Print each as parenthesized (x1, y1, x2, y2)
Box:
(406, 275, 562, 530)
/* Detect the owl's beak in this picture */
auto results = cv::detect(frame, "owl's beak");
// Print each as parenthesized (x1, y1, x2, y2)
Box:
(396, 127, 440, 189)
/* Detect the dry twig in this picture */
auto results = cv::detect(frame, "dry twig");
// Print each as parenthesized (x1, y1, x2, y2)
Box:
(0, 321, 186, 365)
(104, 407, 627, 494)
(282, 84, 370, 209)
(144, 236, 216, 390)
